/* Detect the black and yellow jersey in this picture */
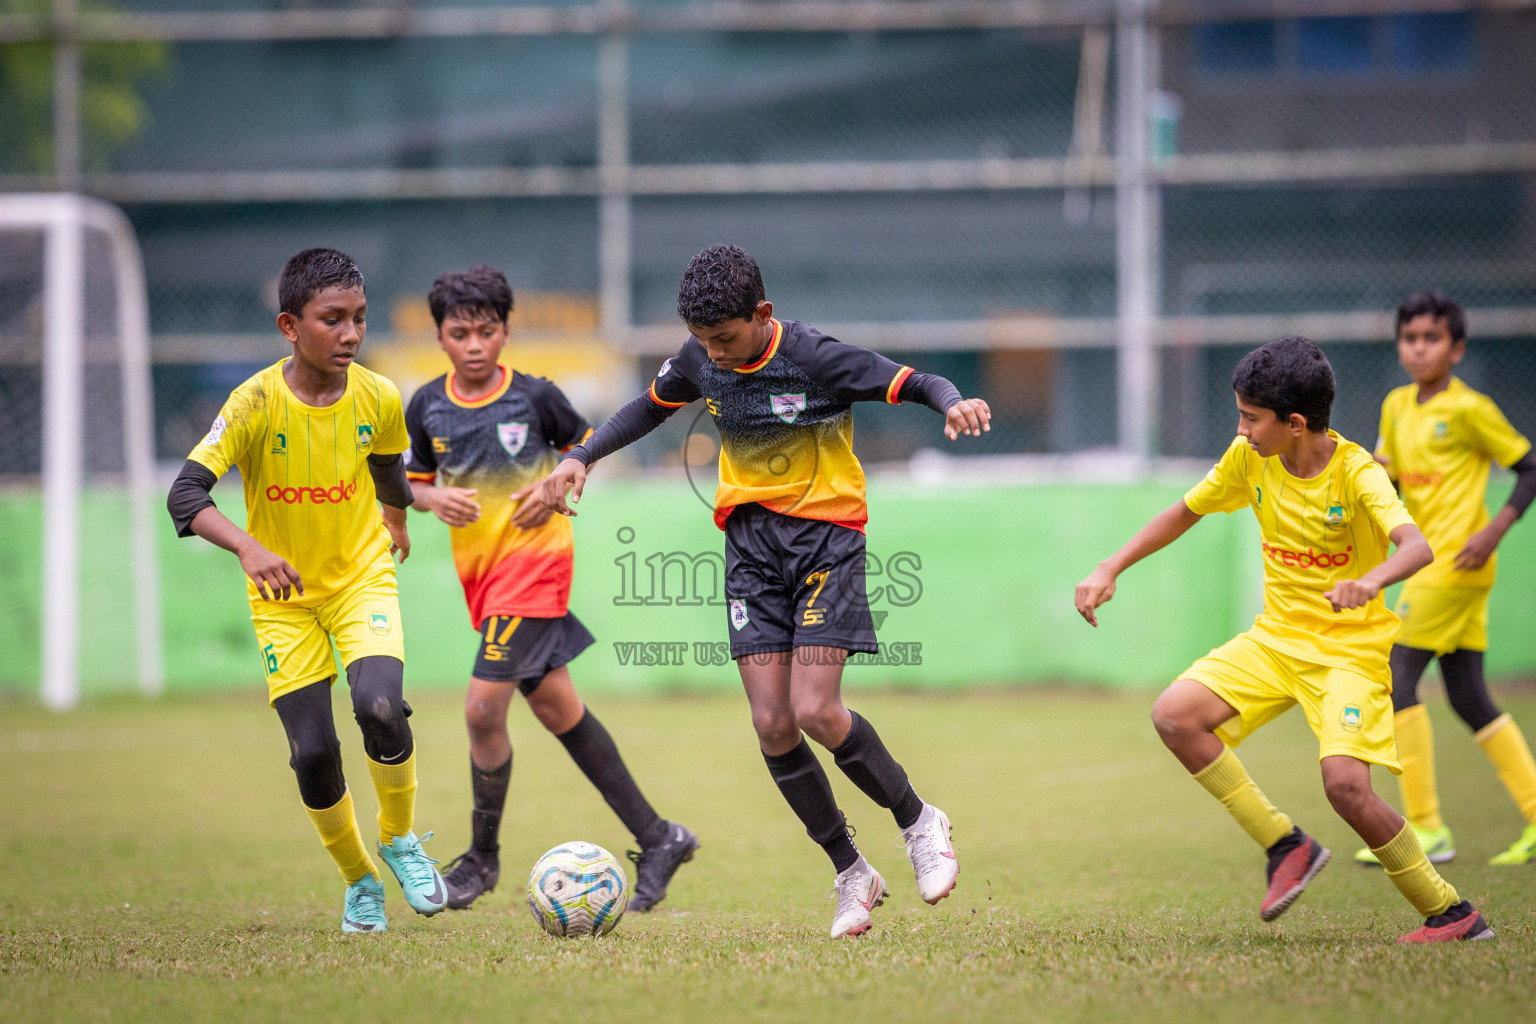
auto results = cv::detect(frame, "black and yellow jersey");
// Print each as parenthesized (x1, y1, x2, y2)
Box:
(649, 319, 915, 532)
(406, 366, 592, 626)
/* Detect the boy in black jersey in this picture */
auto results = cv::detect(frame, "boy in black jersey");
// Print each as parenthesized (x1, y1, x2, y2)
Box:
(524, 245, 991, 937)
(405, 266, 696, 913)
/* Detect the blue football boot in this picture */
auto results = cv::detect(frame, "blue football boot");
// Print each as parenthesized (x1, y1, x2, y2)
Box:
(378, 830, 447, 916)
(342, 873, 388, 934)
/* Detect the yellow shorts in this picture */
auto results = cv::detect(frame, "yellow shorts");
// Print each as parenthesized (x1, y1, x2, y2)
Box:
(1180, 632, 1400, 773)
(1393, 582, 1489, 655)
(250, 561, 404, 704)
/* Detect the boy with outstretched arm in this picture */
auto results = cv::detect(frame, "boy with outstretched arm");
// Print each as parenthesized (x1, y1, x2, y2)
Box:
(165, 248, 446, 934)
(1352, 292, 1536, 868)
(1075, 336, 1491, 943)
(524, 244, 990, 938)
(404, 265, 697, 912)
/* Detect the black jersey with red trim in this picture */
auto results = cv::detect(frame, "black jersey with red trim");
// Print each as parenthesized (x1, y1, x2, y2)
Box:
(649, 318, 914, 532)
(405, 365, 591, 626)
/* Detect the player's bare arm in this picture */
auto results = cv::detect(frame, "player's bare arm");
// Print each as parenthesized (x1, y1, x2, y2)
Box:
(943, 398, 992, 440)
(1454, 452, 1536, 569)
(1075, 501, 1203, 627)
(1322, 523, 1432, 612)
(381, 504, 411, 563)
(531, 457, 588, 519)
(508, 480, 557, 529)
(188, 505, 304, 601)
(412, 481, 482, 528)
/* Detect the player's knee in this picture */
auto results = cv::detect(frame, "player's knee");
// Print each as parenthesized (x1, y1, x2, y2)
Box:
(790, 697, 845, 746)
(1322, 772, 1371, 817)
(751, 706, 798, 750)
(464, 695, 504, 738)
(1150, 690, 1195, 743)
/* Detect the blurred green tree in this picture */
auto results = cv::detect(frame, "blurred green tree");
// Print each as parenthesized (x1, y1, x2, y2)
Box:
(0, 0, 168, 174)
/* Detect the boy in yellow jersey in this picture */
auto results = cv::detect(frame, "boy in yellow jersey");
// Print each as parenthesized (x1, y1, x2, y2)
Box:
(166, 249, 446, 934)
(1076, 337, 1492, 943)
(1352, 292, 1536, 868)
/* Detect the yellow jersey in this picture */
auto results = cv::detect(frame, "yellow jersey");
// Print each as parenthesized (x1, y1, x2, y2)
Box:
(1376, 377, 1531, 588)
(1185, 432, 1416, 678)
(188, 358, 410, 605)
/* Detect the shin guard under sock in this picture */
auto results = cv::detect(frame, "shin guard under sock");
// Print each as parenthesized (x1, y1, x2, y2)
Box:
(1372, 821, 1458, 917)
(1192, 747, 1295, 850)
(305, 788, 378, 885)
(764, 739, 858, 872)
(1393, 704, 1444, 831)
(1477, 714, 1536, 823)
(556, 709, 667, 848)
(367, 750, 417, 844)
(830, 711, 924, 830)
(471, 754, 512, 855)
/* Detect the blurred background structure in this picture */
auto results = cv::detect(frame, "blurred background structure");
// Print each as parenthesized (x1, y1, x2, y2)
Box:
(3, 0, 1536, 697)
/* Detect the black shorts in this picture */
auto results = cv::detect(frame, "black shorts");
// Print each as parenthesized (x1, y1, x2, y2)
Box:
(473, 613, 595, 693)
(723, 502, 878, 659)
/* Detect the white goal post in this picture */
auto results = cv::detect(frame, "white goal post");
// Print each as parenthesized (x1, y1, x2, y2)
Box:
(0, 193, 163, 709)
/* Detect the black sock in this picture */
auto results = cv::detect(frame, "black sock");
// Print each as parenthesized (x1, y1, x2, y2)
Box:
(471, 754, 512, 856)
(1440, 649, 1501, 732)
(830, 711, 924, 830)
(764, 739, 858, 872)
(556, 709, 668, 848)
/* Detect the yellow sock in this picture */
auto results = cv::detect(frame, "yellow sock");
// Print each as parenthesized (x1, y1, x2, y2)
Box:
(305, 788, 378, 885)
(1393, 704, 1444, 830)
(368, 749, 417, 844)
(1371, 821, 1458, 917)
(1192, 747, 1294, 850)
(1477, 714, 1536, 823)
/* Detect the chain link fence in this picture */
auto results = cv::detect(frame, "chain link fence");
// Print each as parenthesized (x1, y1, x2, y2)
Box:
(5, 3, 1536, 478)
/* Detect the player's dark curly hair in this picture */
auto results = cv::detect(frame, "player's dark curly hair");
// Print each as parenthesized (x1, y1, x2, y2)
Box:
(676, 244, 765, 327)
(428, 265, 514, 327)
(278, 248, 364, 317)
(1232, 336, 1335, 433)
(1396, 290, 1466, 343)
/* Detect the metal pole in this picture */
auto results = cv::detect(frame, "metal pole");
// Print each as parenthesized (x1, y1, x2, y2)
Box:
(88, 201, 165, 696)
(52, 0, 81, 190)
(42, 196, 84, 710)
(1115, 0, 1157, 462)
(597, 0, 631, 338)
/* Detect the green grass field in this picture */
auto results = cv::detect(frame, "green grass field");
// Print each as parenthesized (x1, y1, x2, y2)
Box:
(5, 686, 1535, 1023)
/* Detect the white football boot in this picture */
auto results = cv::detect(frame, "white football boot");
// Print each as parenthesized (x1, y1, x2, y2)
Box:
(827, 855, 887, 938)
(901, 803, 959, 904)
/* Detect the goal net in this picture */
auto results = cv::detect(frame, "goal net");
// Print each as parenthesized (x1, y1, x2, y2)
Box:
(0, 195, 162, 708)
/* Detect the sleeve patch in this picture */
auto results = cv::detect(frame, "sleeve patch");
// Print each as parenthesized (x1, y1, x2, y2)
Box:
(203, 415, 227, 446)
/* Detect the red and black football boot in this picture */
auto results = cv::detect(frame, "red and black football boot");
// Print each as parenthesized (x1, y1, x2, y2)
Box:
(1398, 900, 1494, 943)
(1261, 828, 1331, 922)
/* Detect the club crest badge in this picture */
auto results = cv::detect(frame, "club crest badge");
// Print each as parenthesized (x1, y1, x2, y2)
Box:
(369, 613, 391, 636)
(1324, 503, 1345, 530)
(1340, 704, 1363, 733)
(355, 423, 374, 451)
(729, 600, 750, 631)
(1434, 421, 1449, 438)
(498, 421, 529, 457)
(770, 393, 806, 424)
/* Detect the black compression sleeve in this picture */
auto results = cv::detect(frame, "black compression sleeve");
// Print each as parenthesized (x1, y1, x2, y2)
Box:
(565, 393, 678, 467)
(897, 371, 962, 415)
(167, 459, 218, 538)
(367, 453, 414, 509)
(1506, 453, 1536, 517)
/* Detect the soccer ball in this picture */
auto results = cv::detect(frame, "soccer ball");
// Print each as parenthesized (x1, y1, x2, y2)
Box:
(526, 841, 629, 937)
